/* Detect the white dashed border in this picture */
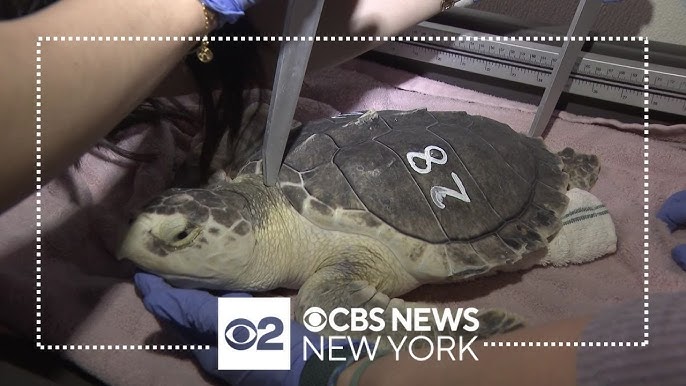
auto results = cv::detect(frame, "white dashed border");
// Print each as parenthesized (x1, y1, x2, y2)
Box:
(31, 35, 648, 43)
(36, 35, 649, 351)
(36, 39, 43, 349)
(643, 38, 650, 347)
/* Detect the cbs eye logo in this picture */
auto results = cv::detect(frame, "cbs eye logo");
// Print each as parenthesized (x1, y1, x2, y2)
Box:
(224, 317, 284, 351)
(302, 307, 327, 332)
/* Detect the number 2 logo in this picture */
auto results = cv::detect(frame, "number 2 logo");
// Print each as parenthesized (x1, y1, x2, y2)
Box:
(407, 145, 471, 209)
(224, 317, 284, 351)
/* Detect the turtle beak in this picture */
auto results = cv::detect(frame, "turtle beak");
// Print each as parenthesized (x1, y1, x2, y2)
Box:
(116, 238, 133, 262)
(116, 214, 153, 262)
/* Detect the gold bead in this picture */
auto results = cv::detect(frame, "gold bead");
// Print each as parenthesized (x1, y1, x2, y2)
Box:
(441, 0, 457, 11)
(195, 2, 215, 64)
(197, 44, 214, 63)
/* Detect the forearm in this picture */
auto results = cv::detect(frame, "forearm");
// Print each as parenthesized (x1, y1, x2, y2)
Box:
(247, 0, 447, 82)
(152, 0, 450, 98)
(0, 0, 209, 213)
(307, 0, 447, 72)
(336, 316, 591, 386)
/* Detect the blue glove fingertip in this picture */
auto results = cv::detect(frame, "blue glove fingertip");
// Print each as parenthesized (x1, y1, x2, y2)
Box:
(220, 292, 253, 299)
(133, 270, 176, 298)
(672, 244, 686, 272)
(657, 190, 686, 232)
(657, 215, 678, 232)
(135, 275, 257, 339)
(201, 0, 259, 26)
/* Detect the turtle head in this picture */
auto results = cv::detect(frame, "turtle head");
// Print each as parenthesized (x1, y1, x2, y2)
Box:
(117, 186, 263, 290)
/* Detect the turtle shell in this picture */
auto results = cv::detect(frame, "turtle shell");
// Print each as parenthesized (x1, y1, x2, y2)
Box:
(238, 109, 570, 281)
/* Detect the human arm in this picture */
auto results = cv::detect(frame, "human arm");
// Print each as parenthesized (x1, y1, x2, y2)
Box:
(0, 0, 469, 215)
(335, 316, 590, 386)
(245, 0, 453, 82)
(337, 291, 686, 386)
(151, 0, 459, 101)
(0, 0, 215, 214)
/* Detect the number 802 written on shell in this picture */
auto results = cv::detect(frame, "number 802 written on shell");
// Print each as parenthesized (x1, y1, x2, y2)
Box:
(406, 145, 471, 209)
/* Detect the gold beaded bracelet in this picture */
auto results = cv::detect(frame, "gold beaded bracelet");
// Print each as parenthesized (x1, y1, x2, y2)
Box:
(196, 2, 218, 63)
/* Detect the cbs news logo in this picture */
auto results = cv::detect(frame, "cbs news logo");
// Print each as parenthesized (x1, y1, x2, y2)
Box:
(217, 297, 291, 370)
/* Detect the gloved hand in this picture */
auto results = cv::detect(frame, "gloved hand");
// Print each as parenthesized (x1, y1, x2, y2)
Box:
(657, 190, 686, 232)
(201, 0, 260, 27)
(656, 190, 686, 271)
(134, 271, 327, 386)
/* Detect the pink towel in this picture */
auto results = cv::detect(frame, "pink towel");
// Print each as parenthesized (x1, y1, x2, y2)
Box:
(1, 59, 684, 386)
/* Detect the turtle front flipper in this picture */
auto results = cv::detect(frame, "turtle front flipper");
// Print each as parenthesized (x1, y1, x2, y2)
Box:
(294, 264, 524, 352)
(557, 148, 601, 191)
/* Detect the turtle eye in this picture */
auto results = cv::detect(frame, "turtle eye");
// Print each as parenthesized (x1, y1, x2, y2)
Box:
(168, 225, 202, 248)
(155, 217, 202, 248)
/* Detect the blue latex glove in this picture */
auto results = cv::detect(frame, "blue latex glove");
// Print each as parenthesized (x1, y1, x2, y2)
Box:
(673, 245, 686, 271)
(201, 0, 260, 27)
(657, 190, 686, 232)
(656, 190, 686, 271)
(134, 271, 327, 386)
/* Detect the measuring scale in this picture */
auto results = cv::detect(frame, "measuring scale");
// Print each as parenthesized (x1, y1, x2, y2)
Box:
(372, 22, 686, 118)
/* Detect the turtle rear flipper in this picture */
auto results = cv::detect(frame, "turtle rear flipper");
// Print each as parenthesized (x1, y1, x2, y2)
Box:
(557, 148, 601, 191)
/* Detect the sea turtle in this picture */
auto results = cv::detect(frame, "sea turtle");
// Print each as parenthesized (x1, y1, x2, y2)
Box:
(117, 108, 601, 344)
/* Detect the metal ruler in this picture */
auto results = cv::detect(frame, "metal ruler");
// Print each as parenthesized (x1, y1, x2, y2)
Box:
(372, 22, 686, 117)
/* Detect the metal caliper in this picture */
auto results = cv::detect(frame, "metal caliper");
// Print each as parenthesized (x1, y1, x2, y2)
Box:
(261, 0, 605, 187)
